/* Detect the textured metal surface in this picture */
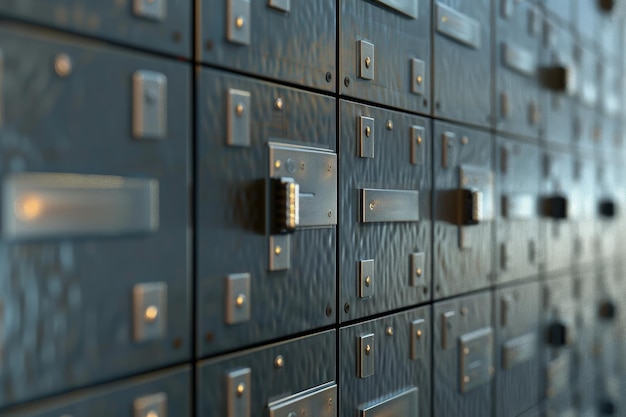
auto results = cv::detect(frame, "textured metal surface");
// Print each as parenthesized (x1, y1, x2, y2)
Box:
(339, 101, 431, 321)
(496, 137, 541, 284)
(339, 0, 431, 114)
(434, 292, 492, 417)
(196, 69, 336, 357)
(340, 306, 431, 417)
(434, 121, 492, 298)
(0, 0, 191, 57)
(433, 0, 491, 128)
(495, 281, 541, 417)
(197, 330, 336, 417)
(0, 24, 190, 408)
(198, 0, 336, 91)
(5, 366, 190, 417)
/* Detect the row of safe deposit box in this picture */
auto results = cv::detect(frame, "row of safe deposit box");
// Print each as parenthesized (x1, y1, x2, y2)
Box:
(1, 0, 626, 416)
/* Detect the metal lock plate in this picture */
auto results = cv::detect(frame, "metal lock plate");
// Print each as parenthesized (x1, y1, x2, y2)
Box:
(359, 116, 375, 158)
(410, 125, 425, 165)
(227, 0, 251, 45)
(359, 387, 418, 417)
(227, 89, 251, 147)
(441, 131, 456, 168)
(268, 0, 291, 12)
(502, 42, 536, 77)
(458, 166, 494, 249)
(133, 70, 167, 140)
(133, 282, 167, 342)
(459, 327, 494, 393)
(411, 58, 425, 95)
(410, 252, 425, 287)
(358, 333, 375, 378)
(411, 319, 425, 360)
(436, 3, 481, 49)
(227, 368, 251, 417)
(133, 0, 166, 21)
(358, 259, 375, 298)
(268, 383, 337, 417)
(441, 310, 456, 349)
(502, 333, 537, 370)
(269, 142, 337, 227)
(225, 273, 251, 324)
(360, 189, 419, 223)
(269, 234, 290, 271)
(502, 194, 535, 219)
(358, 40, 375, 80)
(134, 392, 167, 417)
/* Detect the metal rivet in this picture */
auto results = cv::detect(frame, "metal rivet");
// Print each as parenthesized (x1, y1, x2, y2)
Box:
(416, 329, 422, 338)
(365, 126, 371, 137)
(54, 54, 72, 77)
(416, 268, 422, 276)
(146, 411, 159, 417)
(386, 326, 394, 336)
(327, 210, 332, 217)
(441, 15, 448, 22)
(144, 305, 159, 322)
(463, 347, 470, 355)
(365, 344, 371, 355)
(365, 56, 371, 68)
(386, 120, 393, 130)
(274, 98, 284, 111)
(327, 163, 332, 171)
(237, 383, 245, 395)
(274, 355, 284, 368)
(235, 16, 245, 29)
(328, 398, 333, 406)
(417, 136, 423, 145)
(416, 75, 423, 84)
(369, 201, 375, 210)
(461, 136, 469, 145)
(488, 366, 495, 375)
(464, 376, 470, 383)
(235, 294, 246, 307)
(461, 306, 469, 315)
(275, 160, 281, 169)
(365, 276, 371, 287)
(235, 103, 245, 116)
(275, 246, 282, 255)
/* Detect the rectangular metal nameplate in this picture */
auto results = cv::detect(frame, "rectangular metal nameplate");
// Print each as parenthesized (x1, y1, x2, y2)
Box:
(359, 387, 418, 417)
(269, 383, 337, 417)
(360, 189, 419, 223)
(374, 0, 418, 19)
(502, 194, 536, 219)
(459, 327, 494, 393)
(436, 3, 481, 49)
(2, 173, 159, 239)
(502, 42, 536, 77)
(502, 333, 537, 369)
(269, 142, 337, 227)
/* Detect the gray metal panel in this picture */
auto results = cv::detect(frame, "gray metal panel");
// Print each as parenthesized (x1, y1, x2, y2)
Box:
(0, 0, 191, 57)
(496, 137, 541, 284)
(575, 0, 598, 46)
(0, 24, 191, 408)
(4, 366, 190, 417)
(197, 330, 336, 417)
(433, 121, 493, 299)
(433, 292, 493, 417)
(495, 0, 541, 139)
(543, 0, 575, 24)
(434, 0, 491, 128)
(540, 149, 573, 275)
(339, 0, 431, 113)
(198, 0, 336, 92)
(196, 69, 336, 357)
(340, 306, 431, 417)
(495, 281, 541, 417)
(571, 155, 596, 268)
(339, 101, 431, 321)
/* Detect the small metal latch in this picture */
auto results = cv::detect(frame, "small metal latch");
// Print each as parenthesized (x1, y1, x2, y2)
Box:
(358, 40, 375, 80)
(133, 71, 167, 140)
(268, 0, 290, 12)
(133, 282, 167, 342)
(227, 89, 251, 147)
(411, 125, 425, 165)
(410, 252, 425, 287)
(358, 259, 375, 298)
(359, 116, 375, 158)
(441, 311, 455, 350)
(269, 234, 290, 271)
(411, 319, 425, 360)
(133, 0, 167, 21)
(227, 0, 251, 45)
(411, 58, 425, 95)
(134, 392, 167, 417)
(358, 333, 375, 378)
(225, 273, 251, 324)
(227, 368, 251, 417)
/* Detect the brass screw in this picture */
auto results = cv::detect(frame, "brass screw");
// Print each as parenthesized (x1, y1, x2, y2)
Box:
(275, 160, 281, 169)
(54, 54, 72, 77)
(235, 16, 245, 29)
(235, 294, 246, 307)
(416, 268, 422, 276)
(461, 136, 469, 145)
(237, 383, 245, 395)
(274, 355, 284, 368)
(464, 376, 470, 383)
(235, 103, 245, 116)
(441, 15, 448, 23)
(417, 136, 423, 145)
(386, 326, 394, 336)
(274, 98, 284, 111)
(365, 56, 371, 68)
(416, 329, 422, 338)
(275, 246, 282, 255)
(369, 201, 375, 210)
(365, 126, 371, 137)
(461, 306, 469, 315)
(145, 305, 159, 322)
(365, 276, 371, 287)
(386, 120, 393, 130)
(416, 75, 423, 84)
(365, 344, 371, 355)
(463, 347, 470, 355)
(147, 411, 159, 417)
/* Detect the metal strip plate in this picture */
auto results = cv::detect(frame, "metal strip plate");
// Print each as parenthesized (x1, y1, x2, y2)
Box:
(268, 383, 337, 417)
(359, 387, 418, 417)
(2, 173, 159, 239)
(360, 189, 419, 223)
(459, 327, 494, 393)
(436, 3, 481, 49)
(502, 194, 536, 219)
(374, 0, 418, 19)
(502, 333, 537, 369)
(502, 42, 536, 77)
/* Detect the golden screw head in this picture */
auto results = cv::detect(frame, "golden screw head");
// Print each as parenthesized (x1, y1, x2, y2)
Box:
(386, 326, 394, 336)
(417, 136, 423, 145)
(416, 268, 422, 276)
(365, 344, 371, 355)
(145, 305, 159, 322)
(365, 56, 371, 68)
(274, 98, 284, 110)
(235, 294, 246, 307)
(365, 126, 371, 137)
(274, 355, 285, 368)
(275, 246, 282, 255)
(54, 54, 72, 77)
(275, 160, 281, 169)
(416, 329, 422, 338)
(235, 103, 245, 116)
(235, 16, 245, 28)
(365, 276, 371, 287)
(237, 383, 245, 395)
(416, 75, 423, 84)
(386, 120, 393, 130)
(146, 411, 159, 417)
